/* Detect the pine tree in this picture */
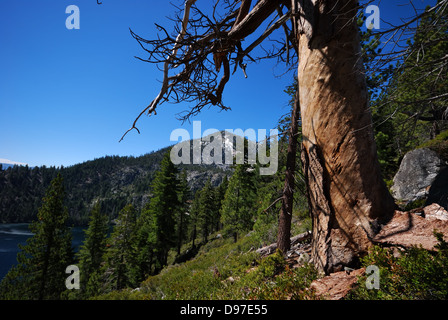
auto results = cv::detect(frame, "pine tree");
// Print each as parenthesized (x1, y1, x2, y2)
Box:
(153, 151, 180, 270)
(390, 1, 448, 140)
(176, 170, 190, 255)
(102, 204, 137, 291)
(373, 2, 448, 177)
(213, 176, 228, 232)
(77, 202, 109, 298)
(134, 203, 157, 281)
(0, 173, 73, 300)
(220, 164, 257, 242)
(189, 190, 201, 249)
(197, 179, 216, 243)
(136, 151, 180, 274)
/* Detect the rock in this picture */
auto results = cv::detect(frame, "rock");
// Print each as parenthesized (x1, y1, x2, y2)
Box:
(391, 148, 447, 204)
(297, 252, 310, 265)
(186, 170, 226, 192)
(426, 165, 448, 210)
(373, 206, 448, 251)
(424, 203, 448, 221)
(221, 276, 240, 285)
(310, 268, 365, 300)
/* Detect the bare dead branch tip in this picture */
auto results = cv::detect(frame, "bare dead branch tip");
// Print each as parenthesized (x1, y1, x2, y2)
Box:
(120, 0, 296, 142)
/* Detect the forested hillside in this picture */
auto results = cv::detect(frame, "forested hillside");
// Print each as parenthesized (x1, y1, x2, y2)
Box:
(0, 145, 228, 225)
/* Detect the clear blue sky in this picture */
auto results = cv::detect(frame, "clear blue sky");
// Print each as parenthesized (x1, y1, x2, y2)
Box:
(0, 0, 435, 167)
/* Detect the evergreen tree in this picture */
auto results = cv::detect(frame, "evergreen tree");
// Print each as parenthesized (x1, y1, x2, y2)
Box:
(389, 1, 448, 139)
(102, 204, 138, 291)
(357, 11, 394, 103)
(197, 179, 216, 243)
(0, 173, 73, 300)
(373, 2, 448, 177)
(220, 164, 257, 242)
(176, 170, 190, 255)
(189, 190, 201, 249)
(134, 203, 157, 281)
(77, 202, 109, 298)
(213, 176, 228, 232)
(136, 151, 180, 274)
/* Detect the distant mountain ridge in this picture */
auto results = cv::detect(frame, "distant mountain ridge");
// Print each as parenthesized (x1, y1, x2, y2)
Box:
(0, 131, 252, 225)
(0, 159, 29, 171)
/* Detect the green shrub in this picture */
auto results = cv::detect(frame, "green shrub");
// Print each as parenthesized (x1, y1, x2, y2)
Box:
(215, 249, 318, 300)
(257, 250, 286, 278)
(94, 228, 319, 300)
(418, 130, 448, 160)
(130, 235, 260, 300)
(404, 197, 427, 211)
(242, 262, 319, 300)
(348, 232, 448, 300)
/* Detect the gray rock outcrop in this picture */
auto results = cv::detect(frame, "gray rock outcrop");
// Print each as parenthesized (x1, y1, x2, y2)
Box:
(391, 148, 447, 209)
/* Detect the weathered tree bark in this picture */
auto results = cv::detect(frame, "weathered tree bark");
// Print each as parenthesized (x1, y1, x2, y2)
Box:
(296, 0, 396, 274)
(277, 88, 301, 253)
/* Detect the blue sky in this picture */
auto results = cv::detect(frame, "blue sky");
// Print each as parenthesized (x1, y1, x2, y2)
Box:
(0, 0, 435, 167)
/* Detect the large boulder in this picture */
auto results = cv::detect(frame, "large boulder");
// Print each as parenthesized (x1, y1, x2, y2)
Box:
(427, 164, 448, 210)
(391, 148, 448, 209)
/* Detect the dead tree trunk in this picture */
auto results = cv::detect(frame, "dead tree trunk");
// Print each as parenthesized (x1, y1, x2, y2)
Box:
(296, 0, 396, 274)
(277, 88, 301, 253)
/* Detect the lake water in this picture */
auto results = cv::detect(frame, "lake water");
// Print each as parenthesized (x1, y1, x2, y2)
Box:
(0, 223, 86, 281)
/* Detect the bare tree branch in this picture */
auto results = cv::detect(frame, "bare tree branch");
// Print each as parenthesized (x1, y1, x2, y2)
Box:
(120, 0, 287, 141)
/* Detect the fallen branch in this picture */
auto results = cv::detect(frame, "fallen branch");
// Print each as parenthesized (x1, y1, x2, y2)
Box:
(256, 231, 311, 257)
